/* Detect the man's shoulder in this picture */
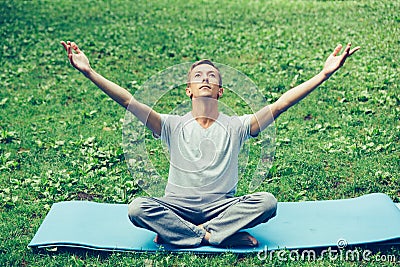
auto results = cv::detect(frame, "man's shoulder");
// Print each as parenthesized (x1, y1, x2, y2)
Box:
(160, 112, 192, 126)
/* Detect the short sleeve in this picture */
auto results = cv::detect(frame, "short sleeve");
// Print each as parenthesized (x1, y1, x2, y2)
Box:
(238, 114, 255, 141)
(157, 114, 181, 147)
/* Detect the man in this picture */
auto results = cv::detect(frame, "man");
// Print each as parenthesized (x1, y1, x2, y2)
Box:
(61, 41, 359, 247)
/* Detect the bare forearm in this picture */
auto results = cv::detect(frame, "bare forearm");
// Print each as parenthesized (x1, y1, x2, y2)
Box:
(127, 98, 161, 135)
(85, 68, 133, 108)
(83, 69, 162, 135)
(277, 42, 360, 113)
(61, 41, 162, 135)
(84, 69, 161, 135)
(274, 71, 329, 116)
(250, 43, 359, 136)
(250, 71, 329, 136)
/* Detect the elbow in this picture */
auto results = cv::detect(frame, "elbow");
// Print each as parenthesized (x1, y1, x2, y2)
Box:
(122, 99, 131, 109)
(271, 100, 289, 118)
(124, 97, 137, 111)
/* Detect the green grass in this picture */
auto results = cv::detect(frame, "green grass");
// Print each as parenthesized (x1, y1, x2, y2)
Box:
(1, 0, 399, 266)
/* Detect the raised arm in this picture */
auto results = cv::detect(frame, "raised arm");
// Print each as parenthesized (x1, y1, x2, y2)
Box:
(250, 43, 360, 136)
(61, 41, 161, 136)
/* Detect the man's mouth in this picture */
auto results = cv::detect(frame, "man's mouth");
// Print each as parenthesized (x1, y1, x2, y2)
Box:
(200, 85, 211, 90)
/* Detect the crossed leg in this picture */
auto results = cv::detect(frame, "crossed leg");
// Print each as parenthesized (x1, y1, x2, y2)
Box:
(153, 225, 258, 247)
(128, 197, 206, 247)
(199, 192, 277, 246)
(128, 192, 277, 247)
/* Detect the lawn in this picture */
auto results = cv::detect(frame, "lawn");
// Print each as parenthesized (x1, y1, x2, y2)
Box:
(0, 0, 399, 266)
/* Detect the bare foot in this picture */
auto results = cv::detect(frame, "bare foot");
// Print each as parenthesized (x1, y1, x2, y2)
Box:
(153, 234, 165, 244)
(218, 232, 259, 248)
(198, 224, 211, 245)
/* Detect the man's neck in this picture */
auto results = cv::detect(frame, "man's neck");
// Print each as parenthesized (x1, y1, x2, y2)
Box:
(191, 97, 219, 129)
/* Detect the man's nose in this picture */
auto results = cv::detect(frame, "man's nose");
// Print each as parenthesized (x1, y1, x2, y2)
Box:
(202, 76, 209, 83)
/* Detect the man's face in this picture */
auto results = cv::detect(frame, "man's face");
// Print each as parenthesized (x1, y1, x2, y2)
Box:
(186, 64, 223, 99)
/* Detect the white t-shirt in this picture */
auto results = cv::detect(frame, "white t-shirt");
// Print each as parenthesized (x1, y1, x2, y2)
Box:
(159, 112, 253, 203)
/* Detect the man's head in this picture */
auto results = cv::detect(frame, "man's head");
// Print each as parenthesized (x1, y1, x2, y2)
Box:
(186, 59, 223, 100)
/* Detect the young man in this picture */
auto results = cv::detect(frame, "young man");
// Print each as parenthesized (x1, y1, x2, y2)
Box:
(61, 41, 359, 247)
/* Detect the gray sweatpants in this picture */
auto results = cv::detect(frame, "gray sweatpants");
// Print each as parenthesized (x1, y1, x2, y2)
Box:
(128, 192, 277, 247)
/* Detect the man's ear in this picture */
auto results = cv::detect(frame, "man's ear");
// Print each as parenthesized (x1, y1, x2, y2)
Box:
(186, 87, 192, 98)
(218, 87, 224, 99)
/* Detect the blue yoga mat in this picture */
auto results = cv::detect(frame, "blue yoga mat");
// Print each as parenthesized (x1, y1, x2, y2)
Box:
(28, 193, 400, 253)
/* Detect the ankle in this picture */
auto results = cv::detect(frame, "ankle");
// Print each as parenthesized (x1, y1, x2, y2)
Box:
(198, 225, 211, 244)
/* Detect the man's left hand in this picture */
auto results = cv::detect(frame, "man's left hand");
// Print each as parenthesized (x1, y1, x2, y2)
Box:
(322, 43, 360, 77)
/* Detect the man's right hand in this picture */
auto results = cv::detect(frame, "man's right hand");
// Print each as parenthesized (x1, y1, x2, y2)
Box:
(61, 41, 92, 76)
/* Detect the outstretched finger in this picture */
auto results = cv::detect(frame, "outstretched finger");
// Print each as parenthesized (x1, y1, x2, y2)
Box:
(60, 41, 68, 51)
(342, 43, 352, 56)
(338, 44, 353, 66)
(348, 46, 360, 56)
(66, 41, 73, 61)
(332, 44, 343, 57)
(71, 42, 82, 54)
